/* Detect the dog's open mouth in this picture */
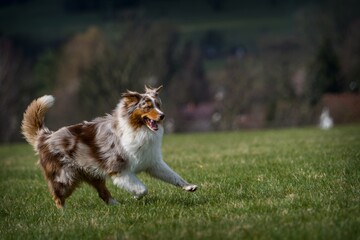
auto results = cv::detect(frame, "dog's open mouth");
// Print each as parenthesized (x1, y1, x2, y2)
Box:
(144, 117, 159, 131)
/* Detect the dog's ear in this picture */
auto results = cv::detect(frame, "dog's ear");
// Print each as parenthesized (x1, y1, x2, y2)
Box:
(145, 85, 163, 97)
(154, 85, 163, 94)
(121, 90, 142, 103)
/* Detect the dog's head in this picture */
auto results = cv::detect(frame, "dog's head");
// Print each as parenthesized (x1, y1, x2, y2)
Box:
(121, 86, 165, 131)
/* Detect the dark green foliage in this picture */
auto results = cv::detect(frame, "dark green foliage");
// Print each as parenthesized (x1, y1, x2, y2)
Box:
(0, 39, 32, 142)
(307, 39, 342, 104)
(168, 41, 210, 106)
(33, 49, 58, 97)
(1, 0, 360, 139)
(79, 21, 179, 118)
(340, 20, 360, 93)
(200, 30, 225, 58)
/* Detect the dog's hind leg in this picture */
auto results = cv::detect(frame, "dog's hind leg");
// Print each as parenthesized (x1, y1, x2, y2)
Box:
(84, 177, 118, 205)
(146, 160, 198, 192)
(49, 184, 65, 209)
(111, 172, 148, 200)
(47, 180, 77, 209)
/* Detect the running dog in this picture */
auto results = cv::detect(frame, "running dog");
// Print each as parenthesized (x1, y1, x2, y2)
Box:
(21, 86, 197, 208)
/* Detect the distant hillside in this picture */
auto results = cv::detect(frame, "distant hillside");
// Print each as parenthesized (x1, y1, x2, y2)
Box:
(0, 0, 313, 56)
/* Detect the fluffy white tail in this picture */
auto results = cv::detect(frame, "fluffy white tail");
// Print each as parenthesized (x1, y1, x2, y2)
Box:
(21, 95, 55, 147)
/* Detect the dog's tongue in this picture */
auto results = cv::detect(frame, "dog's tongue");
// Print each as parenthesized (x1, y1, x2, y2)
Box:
(147, 119, 158, 131)
(150, 120, 158, 130)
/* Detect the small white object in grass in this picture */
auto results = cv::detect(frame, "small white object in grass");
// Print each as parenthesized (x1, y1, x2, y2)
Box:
(319, 107, 333, 130)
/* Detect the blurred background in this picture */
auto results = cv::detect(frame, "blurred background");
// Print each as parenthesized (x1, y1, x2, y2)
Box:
(0, 0, 359, 142)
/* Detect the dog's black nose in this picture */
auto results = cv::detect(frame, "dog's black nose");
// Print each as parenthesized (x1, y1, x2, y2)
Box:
(159, 114, 165, 120)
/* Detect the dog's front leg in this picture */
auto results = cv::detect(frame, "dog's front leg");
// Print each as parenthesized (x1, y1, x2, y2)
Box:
(111, 172, 148, 199)
(146, 160, 198, 192)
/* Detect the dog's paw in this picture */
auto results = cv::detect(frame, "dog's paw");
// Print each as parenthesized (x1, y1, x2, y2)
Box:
(133, 195, 144, 200)
(133, 188, 148, 200)
(183, 184, 198, 192)
(108, 198, 119, 205)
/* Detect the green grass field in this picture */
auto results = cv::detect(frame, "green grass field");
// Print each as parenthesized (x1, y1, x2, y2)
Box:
(1, 125, 359, 239)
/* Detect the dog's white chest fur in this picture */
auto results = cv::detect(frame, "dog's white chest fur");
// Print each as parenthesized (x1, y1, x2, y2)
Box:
(121, 125, 164, 173)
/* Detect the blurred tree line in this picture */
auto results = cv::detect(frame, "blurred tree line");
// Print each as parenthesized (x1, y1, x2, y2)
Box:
(0, 0, 359, 142)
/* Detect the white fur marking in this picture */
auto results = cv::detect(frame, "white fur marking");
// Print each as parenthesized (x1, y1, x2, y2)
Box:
(148, 95, 164, 116)
(112, 173, 148, 198)
(39, 95, 55, 108)
(183, 185, 198, 192)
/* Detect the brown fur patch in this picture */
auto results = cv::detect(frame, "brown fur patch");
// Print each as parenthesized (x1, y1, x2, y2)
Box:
(37, 134, 78, 208)
(143, 109, 162, 121)
(129, 108, 146, 129)
(67, 123, 105, 168)
(37, 130, 115, 208)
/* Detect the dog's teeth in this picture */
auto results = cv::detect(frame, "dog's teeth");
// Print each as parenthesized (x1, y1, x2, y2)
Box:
(146, 119, 158, 131)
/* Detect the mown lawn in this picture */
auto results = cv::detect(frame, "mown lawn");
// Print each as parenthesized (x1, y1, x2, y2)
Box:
(0, 125, 359, 239)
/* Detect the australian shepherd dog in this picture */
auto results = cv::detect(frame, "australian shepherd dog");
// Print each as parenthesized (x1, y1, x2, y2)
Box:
(21, 86, 197, 208)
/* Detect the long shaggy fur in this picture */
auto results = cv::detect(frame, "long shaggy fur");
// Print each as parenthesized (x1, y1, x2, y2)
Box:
(21, 86, 197, 208)
(21, 95, 54, 148)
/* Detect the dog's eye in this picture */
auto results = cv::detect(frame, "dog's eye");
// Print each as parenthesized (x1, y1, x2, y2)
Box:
(155, 101, 161, 108)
